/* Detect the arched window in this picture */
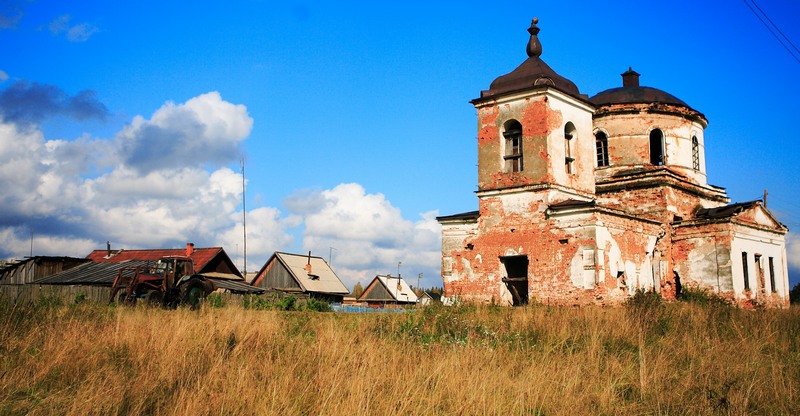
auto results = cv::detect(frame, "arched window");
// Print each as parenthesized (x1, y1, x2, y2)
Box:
(503, 120, 523, 173)
(691, 136, 700, 170)
(595, 131, 609, 167)
(564, 122, 576, 174)
(649, 129, 664, 166)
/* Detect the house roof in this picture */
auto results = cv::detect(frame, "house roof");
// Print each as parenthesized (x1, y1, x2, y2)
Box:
(359, 275, 418, 303)
(257, 252, 349, 295)
(695, 201, 760, 220)
(85, 246, 240, 277)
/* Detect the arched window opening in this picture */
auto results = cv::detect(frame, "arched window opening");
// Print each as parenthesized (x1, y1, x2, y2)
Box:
(503, 120, 523, 173)
(595, 131, 609, 167)
(564, 122, 576, 174)
(691, 136, 700, 170)
(649, 129, 664, 166)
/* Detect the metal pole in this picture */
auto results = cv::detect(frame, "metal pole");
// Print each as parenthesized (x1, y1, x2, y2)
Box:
(242, 159, 247, 275)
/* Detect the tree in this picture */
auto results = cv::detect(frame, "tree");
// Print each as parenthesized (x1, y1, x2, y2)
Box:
(790, 283, 800, 304)
(351, 282, 365, 298)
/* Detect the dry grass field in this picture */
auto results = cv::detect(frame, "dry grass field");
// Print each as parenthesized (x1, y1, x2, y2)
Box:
(1, 294, 798, 415)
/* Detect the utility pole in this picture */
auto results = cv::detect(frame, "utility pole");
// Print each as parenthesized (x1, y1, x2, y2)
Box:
(241, 159, 247, 276)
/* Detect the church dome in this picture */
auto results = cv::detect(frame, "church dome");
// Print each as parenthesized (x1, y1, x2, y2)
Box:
(478, 18, 582, 100)
(590, 68, 690, 108)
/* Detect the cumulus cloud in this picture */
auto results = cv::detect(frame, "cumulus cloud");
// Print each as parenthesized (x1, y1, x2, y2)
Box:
(0, 70, 8, 82)
(787, 232, 800, 270)
(285, 183, 441, 288)
(118, 92, 252, 174)
(48, 15, 99, 42)
(0, 81, 109, 126)
(0, 90, 295, 270)
(0, 87, 441, 290)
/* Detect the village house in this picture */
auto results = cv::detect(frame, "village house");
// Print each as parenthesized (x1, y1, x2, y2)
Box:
(252, 252, 350, 303)
(437, 18, 789, 307)
(358, 274, 419, 307)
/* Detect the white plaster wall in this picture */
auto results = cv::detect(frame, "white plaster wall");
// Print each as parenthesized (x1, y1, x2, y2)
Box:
(730, 227, 788, 301)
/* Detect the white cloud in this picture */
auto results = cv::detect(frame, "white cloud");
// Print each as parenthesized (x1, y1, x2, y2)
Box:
(286, 183, 441, 289)
(787, 232, 800, 271)
(0, 92, 296, 266)
(0, 70, 8, 82)
(48, 15, 99, 42)
(118, 92, 252, 174)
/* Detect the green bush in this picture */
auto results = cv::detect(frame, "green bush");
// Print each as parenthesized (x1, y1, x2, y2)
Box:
(790, 283, 800, 304)
(304, 298, 332, 312)
(206, 293, 226, 308)
(678, 285, 731, 307)
(276, 296, 297, 311)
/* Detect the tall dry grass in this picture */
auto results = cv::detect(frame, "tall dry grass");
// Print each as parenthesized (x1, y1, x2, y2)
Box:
(0, 297, 798, 415)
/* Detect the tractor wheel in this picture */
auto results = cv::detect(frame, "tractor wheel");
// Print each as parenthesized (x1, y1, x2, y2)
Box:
(144, 290, 163, 307)
(117, 291, 132, 306)
(181, 279, 208, 309)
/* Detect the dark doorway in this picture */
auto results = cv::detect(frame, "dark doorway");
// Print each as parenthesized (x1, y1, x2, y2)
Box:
(501, 255, 529, 306)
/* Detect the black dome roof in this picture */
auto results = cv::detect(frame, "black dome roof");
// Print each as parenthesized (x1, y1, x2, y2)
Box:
(590, 68, 690, 108)
(477, 18, 582, 101)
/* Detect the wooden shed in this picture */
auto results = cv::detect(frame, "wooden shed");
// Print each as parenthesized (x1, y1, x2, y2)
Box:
(358, 275, 418, 307)
(252, 252, 349, 303)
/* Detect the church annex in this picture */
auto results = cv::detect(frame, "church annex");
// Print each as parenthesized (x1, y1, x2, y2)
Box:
(437, 18, 789, 307)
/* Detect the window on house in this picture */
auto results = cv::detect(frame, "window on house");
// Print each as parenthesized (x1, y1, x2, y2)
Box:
(565, 122, 576, 174)
(595, 131, 609, 167)
(649, 129, 664, 166)
(742, 252, 750, 291)
(769, 257, 776, 293)
(754, 254, 764, 292)
(691, 136, 700, 170)
(503, 120, 523, 173)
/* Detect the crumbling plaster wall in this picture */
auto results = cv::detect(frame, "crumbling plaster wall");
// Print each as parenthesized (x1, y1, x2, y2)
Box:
(475, 90, 594, 195)
(441, 188, 665, 306)
(730, 225, 789, 307)
(593, 107, 708, 186)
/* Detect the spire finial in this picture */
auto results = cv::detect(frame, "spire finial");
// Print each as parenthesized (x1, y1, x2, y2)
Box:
(526, 17, 542, 58)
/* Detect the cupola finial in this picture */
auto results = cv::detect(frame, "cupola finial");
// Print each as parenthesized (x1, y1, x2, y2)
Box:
(526, 17, 542, 58)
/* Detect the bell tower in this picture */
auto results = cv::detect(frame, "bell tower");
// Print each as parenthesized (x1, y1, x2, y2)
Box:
(470, 18, 595, 204)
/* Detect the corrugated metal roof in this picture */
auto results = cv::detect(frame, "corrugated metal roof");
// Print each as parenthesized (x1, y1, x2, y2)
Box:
(86, 247, 222, 270)
(34, 260, 151, 286)
(210, 278, 265, 294)
(275, 252, 349, 295)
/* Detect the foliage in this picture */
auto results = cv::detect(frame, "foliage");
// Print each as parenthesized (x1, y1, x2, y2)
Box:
(276, 296, 297, 311)
(790, 282, 800, 304)
(350, 282, 364, 299)
(73, 292, 87, 304)
(206, 293, 226, 308)
(303, 297, 332, 312)
(678, 285, 732, 307)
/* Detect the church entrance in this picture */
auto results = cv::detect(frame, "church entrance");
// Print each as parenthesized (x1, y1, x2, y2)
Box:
(501, 255, 529, 306)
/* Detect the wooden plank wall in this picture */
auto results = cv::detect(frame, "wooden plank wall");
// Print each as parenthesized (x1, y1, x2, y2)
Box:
(0, 285, 111, 304)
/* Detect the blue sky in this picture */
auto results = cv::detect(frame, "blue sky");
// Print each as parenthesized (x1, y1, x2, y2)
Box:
(2, 0, 799, 289)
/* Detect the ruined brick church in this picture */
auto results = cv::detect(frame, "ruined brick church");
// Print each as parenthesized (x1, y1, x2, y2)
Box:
(437, 18, 789, 307)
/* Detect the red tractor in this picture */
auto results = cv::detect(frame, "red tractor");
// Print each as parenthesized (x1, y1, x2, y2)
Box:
(109, 256, 215, 308)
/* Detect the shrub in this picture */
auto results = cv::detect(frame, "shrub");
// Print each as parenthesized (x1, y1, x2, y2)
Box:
(276, 296, 297, 311)
(679, 285, 732, 307)
(206, 293, 226, 308)
(304, 298, 332, 312)
(790, 283, 800, 304)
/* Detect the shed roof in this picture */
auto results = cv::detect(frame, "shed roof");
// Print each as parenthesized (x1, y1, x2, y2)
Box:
(255, 252, 349, 295)
(359, 275, 418, 303)
(34, 260, 150, 286)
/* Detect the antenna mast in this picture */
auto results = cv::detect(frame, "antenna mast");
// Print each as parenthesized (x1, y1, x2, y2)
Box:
(242, 159, 247, 276)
